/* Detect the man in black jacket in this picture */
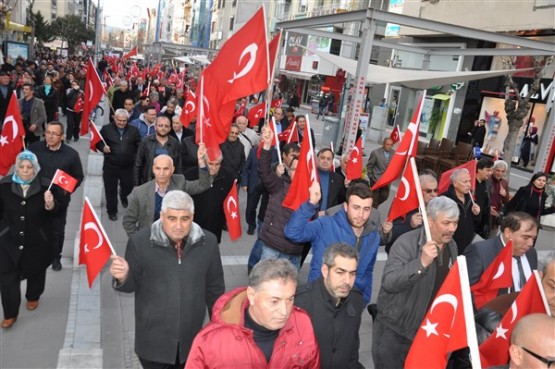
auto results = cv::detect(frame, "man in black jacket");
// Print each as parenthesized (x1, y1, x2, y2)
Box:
(29, 121, 84, 271)
(295, 242, 364, 369)
(96, 109, 142, 221)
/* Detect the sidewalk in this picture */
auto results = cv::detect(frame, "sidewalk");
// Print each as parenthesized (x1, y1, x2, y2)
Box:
(1, 102, 552, 369)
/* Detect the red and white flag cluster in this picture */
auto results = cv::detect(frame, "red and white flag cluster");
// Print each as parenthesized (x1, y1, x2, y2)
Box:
(0, 92, 25, 175)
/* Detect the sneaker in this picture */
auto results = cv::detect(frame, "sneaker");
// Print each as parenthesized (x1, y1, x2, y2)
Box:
(52, 259, 62, 271)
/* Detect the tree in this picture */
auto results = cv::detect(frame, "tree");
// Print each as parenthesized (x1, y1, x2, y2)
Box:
(28, 11, 55, 46)
(502, 56, 553, 174)
(49, 15, 95, 54)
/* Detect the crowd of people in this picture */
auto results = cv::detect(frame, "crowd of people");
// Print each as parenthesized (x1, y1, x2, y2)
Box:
(0, 52, 554, 369)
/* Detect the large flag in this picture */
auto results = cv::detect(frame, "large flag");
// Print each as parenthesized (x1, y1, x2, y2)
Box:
(387, 158, 419, 221)
(479, 271, 549, 368)
(282, 117, 318, 210)
(223, 180, 242, 241)
(203, 7, 269, 103)
(81, 58, 106, 135)
(247, 101, 266, 127)
(89, 121, 103, 152)
(406, 257, 480, 369)
(123, 46, 137, 59)
(371, 93, 425, 190)
(79, 198, 114, 288)
(268, 31, 281, 73)
(180, 89, 196, 128)
(438, 160, 477, 195)
(470, 240, 513, 309)
(0, 92, 25, 175)
(51, 169, 78, 193)
(390, 124, 401, 143)
(346, 136, 363, 180)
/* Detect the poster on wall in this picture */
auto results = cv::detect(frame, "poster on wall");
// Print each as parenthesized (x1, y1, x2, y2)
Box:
(286, 32, 308, 56)
(5, 41, 29, 61)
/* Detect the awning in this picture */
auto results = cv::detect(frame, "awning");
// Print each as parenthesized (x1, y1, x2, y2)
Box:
(190, 55, 211, 65)
(432, 93, 451, 100)
(304, 46, 535, 89)
(280, 70, 317, 81)
(174, 56, 194, 64)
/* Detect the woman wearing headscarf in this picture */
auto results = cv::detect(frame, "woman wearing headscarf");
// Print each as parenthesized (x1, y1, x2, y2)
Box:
(505, 172, 555, 222)
(0, 151, 61, 329)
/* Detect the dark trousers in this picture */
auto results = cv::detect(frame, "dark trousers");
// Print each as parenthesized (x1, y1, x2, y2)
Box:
(245, 187, 261, 228)
(66, 111, 82, 140)
(0, 269, 47, 319)
(138, 356, 184, 369)
(51, 205, 69, 260)
(103, 166, 134, 216)
(372, 319, 412, 369)
(24, 133, 40, 147)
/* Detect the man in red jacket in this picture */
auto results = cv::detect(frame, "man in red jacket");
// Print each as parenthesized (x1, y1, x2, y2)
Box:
(186, 258, 320, 369)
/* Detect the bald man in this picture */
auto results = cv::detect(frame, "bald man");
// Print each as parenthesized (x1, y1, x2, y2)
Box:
(509, 314, 555, 369)
(542, 259, 555, 316)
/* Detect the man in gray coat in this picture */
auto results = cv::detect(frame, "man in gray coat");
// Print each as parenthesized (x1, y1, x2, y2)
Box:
(110, 190, 225, 368)
(366, 137, 394, 208)
(372, 196, 460, 369)
(122, 146, 210, 236)
(18, 83, 46, 146)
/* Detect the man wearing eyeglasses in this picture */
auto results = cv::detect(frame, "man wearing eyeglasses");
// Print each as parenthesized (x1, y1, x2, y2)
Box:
(29, 121, 84, 271)
(509, 314, 555, 369)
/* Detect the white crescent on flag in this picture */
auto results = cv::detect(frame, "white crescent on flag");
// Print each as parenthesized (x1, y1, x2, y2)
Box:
(4, 115, 18, 140)
(83, 222, 104, 253)
(492, 262, 505, 280)
(59, 175, 68, 185)
(399, 177, 411, 201)
(228, 43, 258, 83)
(185, 100, 195, 114)
(88, 80, 94, 102)
(430, 293, 458, 336)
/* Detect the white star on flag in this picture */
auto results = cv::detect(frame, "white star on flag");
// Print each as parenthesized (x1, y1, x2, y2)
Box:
(495, 324, 509, 339)
(231, 211, 237, 219)
(0, 135, 8, 146)
(421, 319, 439, 337)
(351, 158, 358, 164)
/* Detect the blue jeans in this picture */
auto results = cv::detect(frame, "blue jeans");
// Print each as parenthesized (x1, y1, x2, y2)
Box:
(247, 238, 264, 274)
(260, 242, 301, 270)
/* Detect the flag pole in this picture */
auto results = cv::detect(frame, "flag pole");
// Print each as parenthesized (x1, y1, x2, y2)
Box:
(409, 157, 432, 241)
(306, 113, 317, 178)
(84, 197, 117, 256)
(199, 73, 205, 144)
(287, 120, 297, 144)
(457, 256, 483, 369)
(535, 270, 553, 316)
(407, 90, 427, 156)
(265, 27, 282, 125)
(91, 120, 107, 146)
(271, 116, 282, 165)
(47, 169, 59, 192)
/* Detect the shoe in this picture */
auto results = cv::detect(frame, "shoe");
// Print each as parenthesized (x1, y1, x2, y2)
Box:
(247, 226, 255, 235)
(26, 300, 39, 311)
(73, 138, 79, 142)
(109, 214, 118, 221)
(1, 317, 17, 329)
(367, 303, 378, 321)
(121, 199, 128, 208)
(52, 259, 62, 271)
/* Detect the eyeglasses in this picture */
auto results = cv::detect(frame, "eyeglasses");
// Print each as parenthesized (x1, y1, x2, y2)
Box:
(229, 131, 240, 136)
(423, 188, 438, 194)
(45, 131, 63, 136)
(521, 347, 555, 368)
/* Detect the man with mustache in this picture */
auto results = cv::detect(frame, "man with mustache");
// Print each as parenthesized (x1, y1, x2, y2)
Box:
(372, 196, 460, 369)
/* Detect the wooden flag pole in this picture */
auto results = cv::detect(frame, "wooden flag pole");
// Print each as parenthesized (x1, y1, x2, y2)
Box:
(458, 256, 483, 369)
(271, 116, 282, 165)
(199, 74, 205, 144)
(409, 157, 432, 241)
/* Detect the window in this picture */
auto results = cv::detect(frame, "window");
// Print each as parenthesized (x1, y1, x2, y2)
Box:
(229, 17, 234, 31)
(298, 0, 307, 12)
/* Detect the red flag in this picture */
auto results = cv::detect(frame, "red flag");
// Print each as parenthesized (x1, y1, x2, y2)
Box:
(89, 121, 103, 152)
(127, 62, 140, 81)
(470, 241, 513, 309)
(278, 121, 298, 143)
(346, 136, 363, 180)
(268, 31, 281, 73)
(271, 99, 283, 108)
(438, 160, 477, 195)
(51, 169, 78, 193)
(405, 259, 475, 369)
(223, 180, 242, 241)
(180, 90, 196, 128)
(282, 118, 318, 210)
(0, 92, 25, 175)
(142, 81, 151, 98)
(79, 198, 113, 288)
(387, 159, 419, 221)
(371, 93, 425, 190)
(73, 92, 84, 113)
(390, 124, 401, 143)
(103, 70, 113, 89)
(81, 58, 106, 135)
(479, 272, 549, 368)
(123, 46, 137, 59)
(247, 101, 266, 127)
(203, 7, 269, 103)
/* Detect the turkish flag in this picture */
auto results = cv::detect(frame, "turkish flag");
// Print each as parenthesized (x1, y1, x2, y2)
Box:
(346, 136, 363, 180)
(89, 121, 103, 152)
(371, 93, 425, 191)
(479, 271, 549, 368)
(282, 118, 318, 210)
(223, 180, 242, 241)
(390, 124, 401, 143)
(278, 121, 298, 143)
(203, 7, 268, 103)
(269, 31, 281, 73)
(180, 89, 196, 128)
(247, 101, 266, 127)
(0, 92, 25, 175)
(73, 93, 84, 113)
(438, 160, 477, 195)
(81, 58, 106, 135)
(79, 198, 113, 288)
(123, 46, 137, 59)
(269, 117, 280, 147)
(387, 158, 419, 221)
(51, 169, 78, 193)
(103, 70, 113, 89)
(470, 241, 513, 309)
(142, 81, 151, 98)
(127, 62, 140, 81)
(271, 99, 283, 109)
(405, 259, 472, 369)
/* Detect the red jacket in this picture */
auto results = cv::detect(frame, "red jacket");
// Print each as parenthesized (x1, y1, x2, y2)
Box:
(185, 287, 320, 369)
